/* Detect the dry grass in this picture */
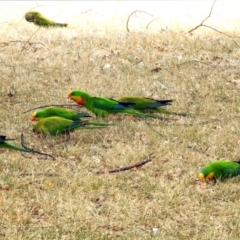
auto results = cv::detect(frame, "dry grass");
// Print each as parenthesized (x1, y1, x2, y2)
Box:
(2, 11, 240, 240)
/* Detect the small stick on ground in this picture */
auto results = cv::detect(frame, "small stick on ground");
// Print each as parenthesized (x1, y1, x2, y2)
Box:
(188, 0, 217, 34)
(17, 28, 40, 60)
(20, 133, 56, 160)
(187, 0, 240, 48)
(96, 153, 154, 174)
(199, 25, 240, 48)
(126, 10, 153, 32)
(145, 17, 161, 30)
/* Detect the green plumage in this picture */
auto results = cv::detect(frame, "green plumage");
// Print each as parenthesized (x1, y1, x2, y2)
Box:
(0, 135, 30, 152)
(68, 90, 158, 118)
(118, 96, 187, 116)
(31, 107, 111, 127)
(32, 107, 91, 121)
(33, 116, 108, 135)
(199, 160, 240, 180)
(25, 11, 67, 27)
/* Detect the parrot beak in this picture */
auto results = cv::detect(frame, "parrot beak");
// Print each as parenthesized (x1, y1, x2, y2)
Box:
(67, 91, 72, 99)
(198, 172, 215, 182)
(198, 173, 205, 182)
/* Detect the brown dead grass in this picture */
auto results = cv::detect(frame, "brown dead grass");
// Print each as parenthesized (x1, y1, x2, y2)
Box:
(1, 11, 240, 240)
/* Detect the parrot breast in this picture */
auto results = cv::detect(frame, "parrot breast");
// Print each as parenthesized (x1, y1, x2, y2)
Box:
(71, 96, 84, 105)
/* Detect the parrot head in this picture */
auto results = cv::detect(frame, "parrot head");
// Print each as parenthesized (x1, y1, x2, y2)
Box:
(198, 172, 215, 182)
(68, 90, 85, 105)
(31, 111, 42, 121)
(25, 12, 37, 22)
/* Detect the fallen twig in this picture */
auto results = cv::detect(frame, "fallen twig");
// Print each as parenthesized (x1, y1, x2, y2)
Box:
(188, 0, 217, 34)
(200, 25, 240, 47)
(96, 153, 154, 174)
(145, 17, 161, 30)
(17, 28, 40, 60)
(126, 10, 153, 32)
(187, 0, 240, 48)
(20, 133, 56, 160)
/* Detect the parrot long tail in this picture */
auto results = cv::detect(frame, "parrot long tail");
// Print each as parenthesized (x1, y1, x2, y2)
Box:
(123, 109, 158, 118)
(85, 121, 114, 127)
(152, 108, 191, 117)
(55, 23, 68, 27)
(67, 121, 109, 132)
(1, 142, 31, 152)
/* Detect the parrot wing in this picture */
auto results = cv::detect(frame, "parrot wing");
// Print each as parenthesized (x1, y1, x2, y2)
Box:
(119, 96, 189, 116)
(67, 121, 108, 131)
(33, 117, 109, 135)
(119, 96, 173, 110)
(92, 97, 133, 111)
(33, 107, 92, 121)
(72, 112, 92, 120)
(119, 96, 172, 109)
(35, 13, 67, 27)
(33, 117, 73, 135)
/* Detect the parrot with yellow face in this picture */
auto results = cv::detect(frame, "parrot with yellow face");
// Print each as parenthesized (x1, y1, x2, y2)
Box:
(31, 107, 112, 127)
(33, 116, 109, 135)
(199, 160, 240, 181)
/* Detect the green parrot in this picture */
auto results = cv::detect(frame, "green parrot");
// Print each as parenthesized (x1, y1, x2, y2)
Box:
(25, 11, 67, 27)
(31, 107, 111, 127)
(118, 96, 187, 116)
(198, 160, 240, 181)
(0, 135, 30, 152)
(31, 107, 91, 121)
(33, 116, 109, 135)
(67, 90, 158, 118)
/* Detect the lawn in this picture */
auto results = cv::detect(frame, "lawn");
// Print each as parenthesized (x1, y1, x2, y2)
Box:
(1, 2, 240, 239)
